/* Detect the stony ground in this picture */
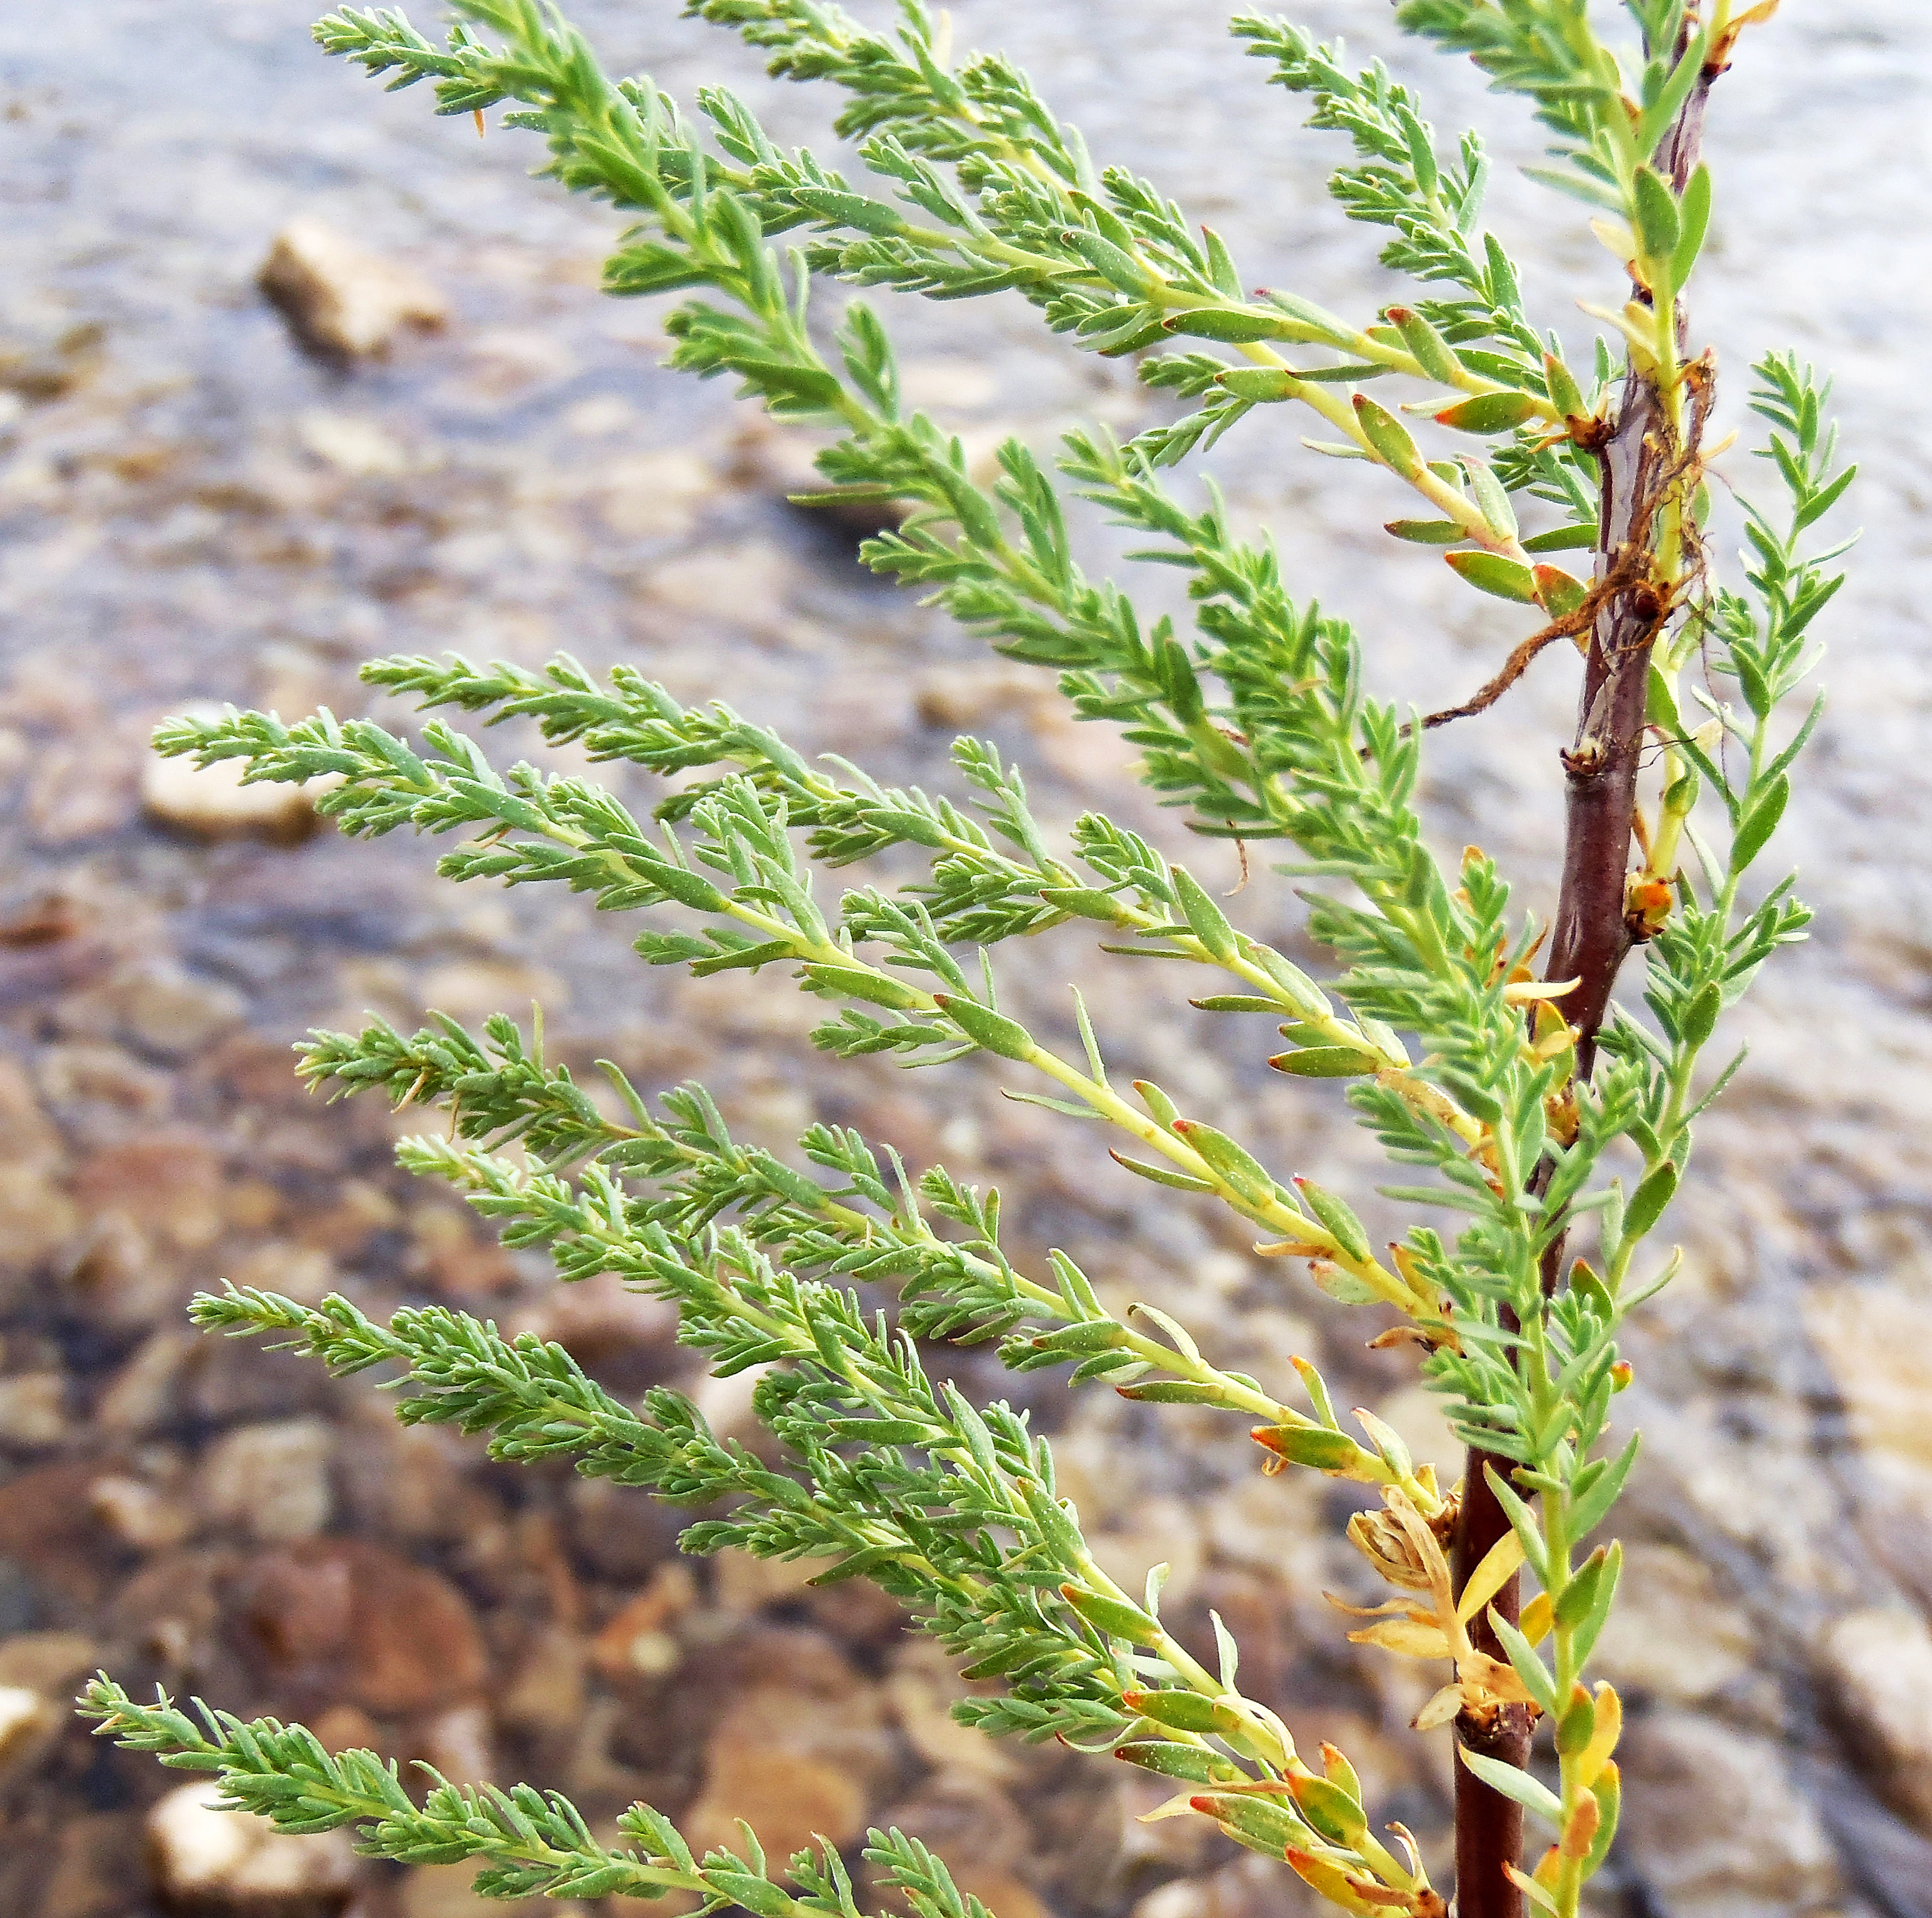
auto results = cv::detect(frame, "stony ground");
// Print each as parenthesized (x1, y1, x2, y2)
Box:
(5, 4, 1932, 1917)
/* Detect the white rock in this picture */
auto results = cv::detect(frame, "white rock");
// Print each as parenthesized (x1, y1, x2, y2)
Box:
(258, 218, 448, 358)
(1590, 1543, 1755, 1702)
(91, 1472, 193, 1551)
(595, 448, 718, 540)
(199, 1418, 335, 1542)
(1819, 1607, 1932, 1830)
(0, 1629, 99, 1696)
(1618, 1713, 1838, 1918)
(119, 964, 248, 1058)
(0, 1684, 59, 1787)
(143, 705, 318, 840)
(0, 1372, 67, 1446)
(146, 1779, 357, 1909)
(296, 410, 414, 478)
(415, 1702, 496, 1786)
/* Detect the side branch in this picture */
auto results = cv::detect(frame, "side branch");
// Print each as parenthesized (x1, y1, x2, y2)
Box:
(1407, 548, 1652, 736)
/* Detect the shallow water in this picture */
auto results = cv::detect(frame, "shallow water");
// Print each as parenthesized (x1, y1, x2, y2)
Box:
(4, 5, 1932, 1916)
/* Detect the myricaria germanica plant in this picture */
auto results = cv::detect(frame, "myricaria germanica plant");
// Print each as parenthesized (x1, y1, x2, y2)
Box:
(81, 4, 1851, 1916)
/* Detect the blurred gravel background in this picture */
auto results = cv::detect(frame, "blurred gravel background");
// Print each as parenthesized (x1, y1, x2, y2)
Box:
(3, 4, 1932, 1917)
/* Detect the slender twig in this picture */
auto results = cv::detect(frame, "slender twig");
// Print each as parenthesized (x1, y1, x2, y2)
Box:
(1408, 548, 1652, 735)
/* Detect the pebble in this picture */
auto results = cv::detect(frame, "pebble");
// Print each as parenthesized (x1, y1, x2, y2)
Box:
(1817, 1608, 1932, 1831)
(397, 1862, 549, 1918)
(145, 1779, 358, 1915)
(33, 1808, 143, 1918)
(499, 1625, 588, 1742)
(237, 1539, 488, 1718)
(886, 1640, 1015, 1783)
(725, 417, 908, 542)
(0, 1628, 98, 1696)
(91, 1472, 193, 1552)
(0, 1372, 68, 1447)
(34, 1042, 171, 1119)
(0, 318, 104, 402)
(0, 1164, 79, 1277)
(414, 1702, 497, 1787)
(258, 219, 449, 359)
(682, 1740, 871, 1866)
(913, 664, 1056, 732)
(642, 540, 794, 638)
(118, 964, 248, 1059)
(415, 959, 570, 1025)
(1590, 1543, 1757, 1703)
(0, 1682, 60, 1789)
(141, 721, 319, 841)
(199, 1419, 335, 1543)
(1130, 1854, 1303, 1918)
(593, 450, 720, 541)
(589, 1564, 695, 1684)
(95, 1329, 197, 1436)
(73, 1134, 227, 1252)
(897, 355, 1004, 414)
(1618, 1713, 1841, 1915)
(295, 410, 415, 480)
(27, 744, 138, 846)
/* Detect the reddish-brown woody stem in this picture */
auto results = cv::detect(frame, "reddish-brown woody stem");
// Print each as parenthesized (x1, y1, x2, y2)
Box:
(1447, 42, 1718, 1918)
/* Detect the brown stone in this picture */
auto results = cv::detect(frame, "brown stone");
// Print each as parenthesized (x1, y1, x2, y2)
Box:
(235, 1539, 487, 1718)
(35, 1809, 144, 1918)
(92, 1471, 193, 1551)
(258, 219, 449, 360)
(97, 1328, 198, 1435)
(61, 1213, 191, 1331)
(0, 1162, 79, 1275)
(498, 1625, 586, 1743)
(0, 1372, 67, 1446)
(0, 1628, 99, 1696)
(1818, 1607, 1932, 1831)
(0, 1053, 61, 1164)
(886, 1639, 1016, 1784)
(682, 1741, 871, 1866)
(36, 1041, 171, 1117)
(0, 1460, 116, 1604)
(107, 1548, 233, 1679)
(590, 1563, 696, 1683)
(70, 1134, 226, 1251)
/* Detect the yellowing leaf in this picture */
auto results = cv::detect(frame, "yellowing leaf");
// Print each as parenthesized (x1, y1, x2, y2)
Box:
(1520, 1591, 1553, 1645)
(1455, 1650, 1540, 1709)
(1455, 1531, 1526, 1623)
(1575, 1681, 1622, 1787)
(1347, 1618, 1454, 1659)
(1589, 216, 1637, 264)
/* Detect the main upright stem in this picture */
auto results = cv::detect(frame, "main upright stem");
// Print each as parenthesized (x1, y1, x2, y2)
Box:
(1446, 39, 1718, 1918)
